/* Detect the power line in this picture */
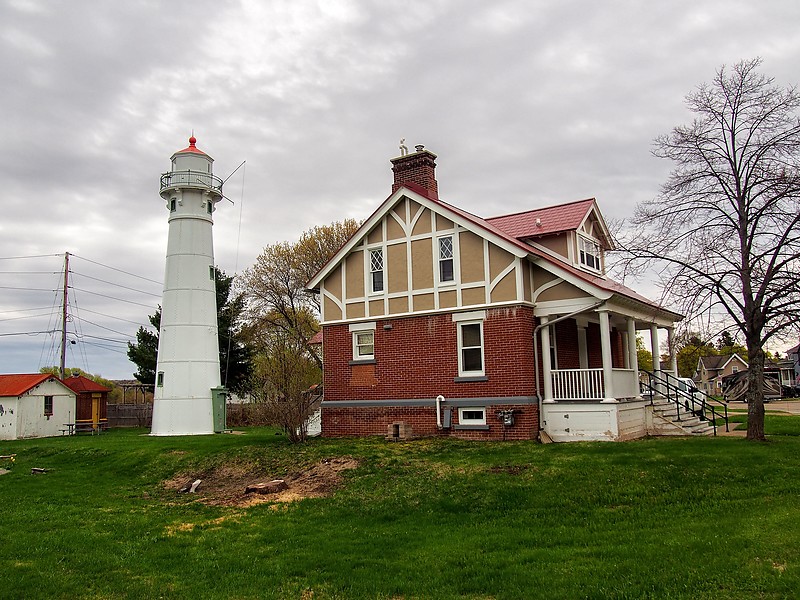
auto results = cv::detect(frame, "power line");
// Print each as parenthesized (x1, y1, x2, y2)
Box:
(0, 306, 54, 314)
(0, 312, 56, 323)
(71, 270, 161, 297)
(0, 330, 59, 337)
(71, 253, 162, 285)
(0, 286, 58, 292)
(0, 270, 60, 275)
(71, 287, 158, 309)
(0, 254, 61, 261)
(76, 306, 152, 327)
(76, 316, 136, 339)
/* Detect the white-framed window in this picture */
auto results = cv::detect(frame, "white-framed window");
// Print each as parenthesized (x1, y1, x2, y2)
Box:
(369, 249, 384, 293)
(353, 330, 374, 360)
(157, 372, 164, 387)
(458, 320, 484, 376)
(350, 322, 377, 361)
(732, 366, 739, 373)
(169, 198, 176, 212)
(458, 407, 486, 426)
(44, 395, 53, 416)
(578, 235, 602, 272)
(438, 235, 454, 283)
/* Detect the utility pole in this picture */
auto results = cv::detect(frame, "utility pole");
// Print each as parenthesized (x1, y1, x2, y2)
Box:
(60, 252, 69, 379)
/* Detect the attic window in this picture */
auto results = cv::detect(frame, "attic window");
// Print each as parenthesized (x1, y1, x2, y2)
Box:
(438, 236, 454, 283)
(370, 249, 384, 293)
(578, 235, 602, 272)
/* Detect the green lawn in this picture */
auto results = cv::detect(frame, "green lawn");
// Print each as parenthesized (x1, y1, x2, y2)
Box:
(2, 420, 800, 599)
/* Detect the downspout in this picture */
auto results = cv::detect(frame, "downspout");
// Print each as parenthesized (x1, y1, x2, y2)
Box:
(436, 394, 445, 429)
(533, 301, 605, 431)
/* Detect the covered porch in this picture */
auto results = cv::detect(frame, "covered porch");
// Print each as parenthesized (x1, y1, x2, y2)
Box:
(535, 300, 679, 441)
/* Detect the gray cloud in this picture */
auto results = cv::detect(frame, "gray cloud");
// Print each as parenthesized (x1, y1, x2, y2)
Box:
(1, 0, 798, 377)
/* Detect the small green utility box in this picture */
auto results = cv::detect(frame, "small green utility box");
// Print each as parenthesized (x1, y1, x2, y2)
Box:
(211, 387, 228, 433)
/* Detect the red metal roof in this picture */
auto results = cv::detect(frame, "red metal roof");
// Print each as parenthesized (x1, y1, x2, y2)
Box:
(0, 374, 57, 397)
(174, 135, 208, 156)
(485, 198, 596, 239)
(60, 374, 110, 393)
(309, 331, 323, 345)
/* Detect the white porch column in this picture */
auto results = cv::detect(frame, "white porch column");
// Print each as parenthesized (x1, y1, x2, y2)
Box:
(667, 327, 678, 376)
(650, 324, 661, 376)
(598, 309, 616, 402)
(627, 318, 638, 372)
(540, 316, 553, 401)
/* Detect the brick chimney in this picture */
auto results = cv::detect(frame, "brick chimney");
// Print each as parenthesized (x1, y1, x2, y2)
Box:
(390, 144, 438, 199)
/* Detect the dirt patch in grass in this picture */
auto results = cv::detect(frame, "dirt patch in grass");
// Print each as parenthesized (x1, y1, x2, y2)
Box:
(163, 457, 359, 507)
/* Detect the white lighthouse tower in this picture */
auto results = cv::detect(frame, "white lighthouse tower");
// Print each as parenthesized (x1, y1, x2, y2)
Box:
(151, 136, 223, 436)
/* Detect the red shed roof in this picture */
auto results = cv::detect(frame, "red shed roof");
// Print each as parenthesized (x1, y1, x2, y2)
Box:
(60, 374, 111, 393)
(0, 374, 58, 397)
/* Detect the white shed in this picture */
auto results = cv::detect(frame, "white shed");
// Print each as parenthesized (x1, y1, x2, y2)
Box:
(0, 374, 77, 440)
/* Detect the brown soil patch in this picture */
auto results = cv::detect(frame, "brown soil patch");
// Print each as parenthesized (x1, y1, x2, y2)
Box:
(163, 457, 359, 507)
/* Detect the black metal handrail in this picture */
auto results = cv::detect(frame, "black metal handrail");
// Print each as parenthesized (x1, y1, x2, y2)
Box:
(642, 371, 729, 436)
(160, 170, 224, 195)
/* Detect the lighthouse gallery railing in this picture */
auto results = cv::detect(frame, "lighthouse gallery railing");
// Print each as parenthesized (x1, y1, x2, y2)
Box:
(160, 170, 223, 195)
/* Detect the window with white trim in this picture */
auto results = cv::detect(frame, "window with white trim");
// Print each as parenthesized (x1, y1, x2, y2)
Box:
(438, 236, 454, 283)
(44, 395, 53, 416)
(352, 329, 375, 360)
(578, 235, 602, 272)
(458, 321, 484, 376)
(369, 249, 384, 293)
(458, 407, 486, 425)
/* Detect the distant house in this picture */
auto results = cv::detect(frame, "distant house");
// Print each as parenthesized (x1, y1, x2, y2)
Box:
(0, 374, 76, 440)
(60, 374, 110, 432)
(307, 146, 682, 442)
(695, 354, 748, 394)
(787, 343, 800, 387)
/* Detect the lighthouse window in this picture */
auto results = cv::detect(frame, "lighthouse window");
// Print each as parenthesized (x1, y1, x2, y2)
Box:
(157, 372, 164, 387)
(170, 199, 176, 212)
(207, 202, 213, 214)
(209, 266, 215, 280)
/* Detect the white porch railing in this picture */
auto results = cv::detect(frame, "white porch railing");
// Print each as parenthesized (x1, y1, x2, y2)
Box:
(611, 368, 639, 399)
(551, 368, 604, 400)
(551, 368, 641, 400)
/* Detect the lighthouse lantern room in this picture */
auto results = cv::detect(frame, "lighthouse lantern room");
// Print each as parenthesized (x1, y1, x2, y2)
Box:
(151, 136, 224, 436)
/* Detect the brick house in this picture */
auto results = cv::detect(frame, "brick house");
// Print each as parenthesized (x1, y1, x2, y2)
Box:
(307, 147, 682, 442)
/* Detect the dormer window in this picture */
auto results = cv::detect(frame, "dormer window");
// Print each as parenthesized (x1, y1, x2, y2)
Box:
(578, 235, 602, 272)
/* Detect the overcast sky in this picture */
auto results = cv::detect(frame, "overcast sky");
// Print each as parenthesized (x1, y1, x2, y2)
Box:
(1, 0, 798, 379)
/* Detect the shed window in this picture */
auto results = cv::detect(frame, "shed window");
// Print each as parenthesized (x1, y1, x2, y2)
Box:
(44, 395, 53, 416)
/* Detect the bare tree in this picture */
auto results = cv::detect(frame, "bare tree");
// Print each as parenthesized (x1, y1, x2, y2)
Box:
(616, 59, 800, 440)
(238, 219, 359, 440)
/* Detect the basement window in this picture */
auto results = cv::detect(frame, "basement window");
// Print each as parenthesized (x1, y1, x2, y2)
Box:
(458, 407, 486, 426)
(44, 395, 53, 416)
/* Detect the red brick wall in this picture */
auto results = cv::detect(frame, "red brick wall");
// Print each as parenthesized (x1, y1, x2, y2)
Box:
(323, 403, 538, 441)
(587, 322, 602, 368)
(555, 318, 580, 369)
(322, 306, 538, 440)
(323, 306, 536, 401)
